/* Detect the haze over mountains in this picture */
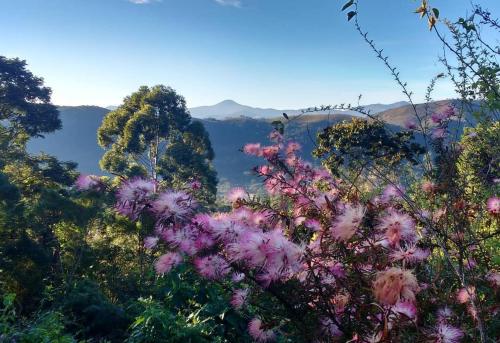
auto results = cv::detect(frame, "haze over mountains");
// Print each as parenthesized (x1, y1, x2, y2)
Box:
(104, 100, 410, 119)
(188, 99, 409, 119)
(28, 100, 462, 188)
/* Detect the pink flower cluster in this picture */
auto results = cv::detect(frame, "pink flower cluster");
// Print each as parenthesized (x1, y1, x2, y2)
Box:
(81, 133, 496, 342)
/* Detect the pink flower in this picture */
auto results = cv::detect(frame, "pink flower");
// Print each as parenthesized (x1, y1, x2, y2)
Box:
(319, 317, 342, 337)
(486, 196, 499, 215)
(330, 204, 365, 241)
(144, 236, 159, 249)
(285, 142, 301, 155)
(405, 119, 418, 130)
(243, 143, 262, 156)
(486, 271, 500, 287)
(116, 178, 156, 219)
(456, 286, 475, 304)
(231, 272, 245, 283)
(422, 181, 437, 193)
(390, 244, 430, 264)
(392, 300, 417, 320)
(248, 318, 276, 342)
(194, 255, 230, 280)
(304, 218, 321, 232)
(152, 191, 195, 220)
(431, 112, 446, 124)
(437, 307, 454, 323)
(377, 210, 416, 246)
(261, 146, 279, 160)
(75, 174, 102, 191)
(227, 187, 247, 203)
(155, 252, 182, 274)
(189, 180, 202, 190)
(431, 128, 446, 139)
(230, 288, 249, 309)
(269, 130, 282, 142)
(432, 323, 463, 343)
(381, 184, 405, 203)
(373, 267, 419, 305)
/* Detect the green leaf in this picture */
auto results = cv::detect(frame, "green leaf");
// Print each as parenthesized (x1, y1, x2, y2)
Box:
(341, 0, 354, 11)
(347, 11, 357, 21)
(432, 8, 439, 19)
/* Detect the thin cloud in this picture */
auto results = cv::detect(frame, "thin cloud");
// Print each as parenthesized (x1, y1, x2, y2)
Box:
(128, 0, 161, 4)
(214, 0, 242, 8)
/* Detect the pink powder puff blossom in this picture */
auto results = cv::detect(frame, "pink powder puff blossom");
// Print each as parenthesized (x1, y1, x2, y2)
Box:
(486, 196, 499, 215)
(377, 210, 416, 246)
(437, 307, 454, 323)
(486, 271, 500, 287)
(432, 323, 463, 343)
(152, 191, 195, 220)
(243, 143, 262, 156)
(227, 187, 247, 203)
(248, 318, 276, 342)
(373, 267, 419, 305)
(390, 244, 430, 264)
(144, 236, 159, 249)
(392, 300, 417, 320)
(456, 286, 475, 304)
(230, 288, 249, 309)
(75, 174, 102, 191)
(261, 146, 279, 160)
(116, 178, 156, 219)
(155, 252, 183, 274)
(319, 317, 342, 337)
(432, 128, 446, 139)
(404, 119, 418, 130)
(304, 218, 321, 232)
(285, 142, 301, 155)
(381, 184, 405, 203)
(194, 255, 230, 280)
(269, 130, 282, 142)
(422, 181, 437, 193)
(330, 204, 365, 241)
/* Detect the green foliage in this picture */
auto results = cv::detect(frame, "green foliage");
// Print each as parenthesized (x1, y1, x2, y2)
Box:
(97, 85, 218, 204)
(0, 56, 61, 138)
(313, 118, 425, 176)
(1, 293, 75, 343)
(457, 121, 500, 197)
(62, 280, 129, 341)
(127, 264, 249, 343)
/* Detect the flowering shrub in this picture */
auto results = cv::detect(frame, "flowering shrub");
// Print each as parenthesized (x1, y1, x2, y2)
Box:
(78, 113, 499, 342)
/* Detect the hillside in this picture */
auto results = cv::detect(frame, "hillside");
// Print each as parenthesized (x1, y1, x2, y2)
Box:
(28, 100, 465, 187)
(188, 99, 409, 119)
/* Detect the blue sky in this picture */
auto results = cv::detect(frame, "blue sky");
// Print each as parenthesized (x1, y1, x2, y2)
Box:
(1, 0, 499, 108)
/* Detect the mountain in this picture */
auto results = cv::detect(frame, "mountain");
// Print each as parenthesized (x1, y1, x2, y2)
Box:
(188, 99, 409, 119)
(29, 100, 462, 188)
(189, 100, 300, 119)
(28, 106, 110, 175)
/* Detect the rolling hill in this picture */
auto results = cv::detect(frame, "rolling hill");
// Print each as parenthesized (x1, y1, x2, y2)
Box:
(188, 99, 409, 119)
(28, 100, 460, 187)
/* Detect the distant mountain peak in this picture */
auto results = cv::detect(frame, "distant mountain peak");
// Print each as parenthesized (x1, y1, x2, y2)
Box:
(188, 100, 409, 119)
(217, 99, 240, 105)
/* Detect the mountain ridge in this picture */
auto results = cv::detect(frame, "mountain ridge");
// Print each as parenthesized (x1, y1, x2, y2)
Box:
(28, 100, 457, 187)
(188, 99, 409, 119)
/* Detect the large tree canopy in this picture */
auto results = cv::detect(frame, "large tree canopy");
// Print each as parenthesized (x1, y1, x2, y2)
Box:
(97, 85, 217, 202)
(0, 56, 61, 138)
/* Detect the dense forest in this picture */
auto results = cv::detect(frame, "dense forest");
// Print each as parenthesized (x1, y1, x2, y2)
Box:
(1, 1, 499, 342)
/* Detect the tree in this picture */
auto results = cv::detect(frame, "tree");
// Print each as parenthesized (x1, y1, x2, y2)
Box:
(313, 118, 424, 177)
(0, 56, 61, 138)
(97, 85, 217, 203)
